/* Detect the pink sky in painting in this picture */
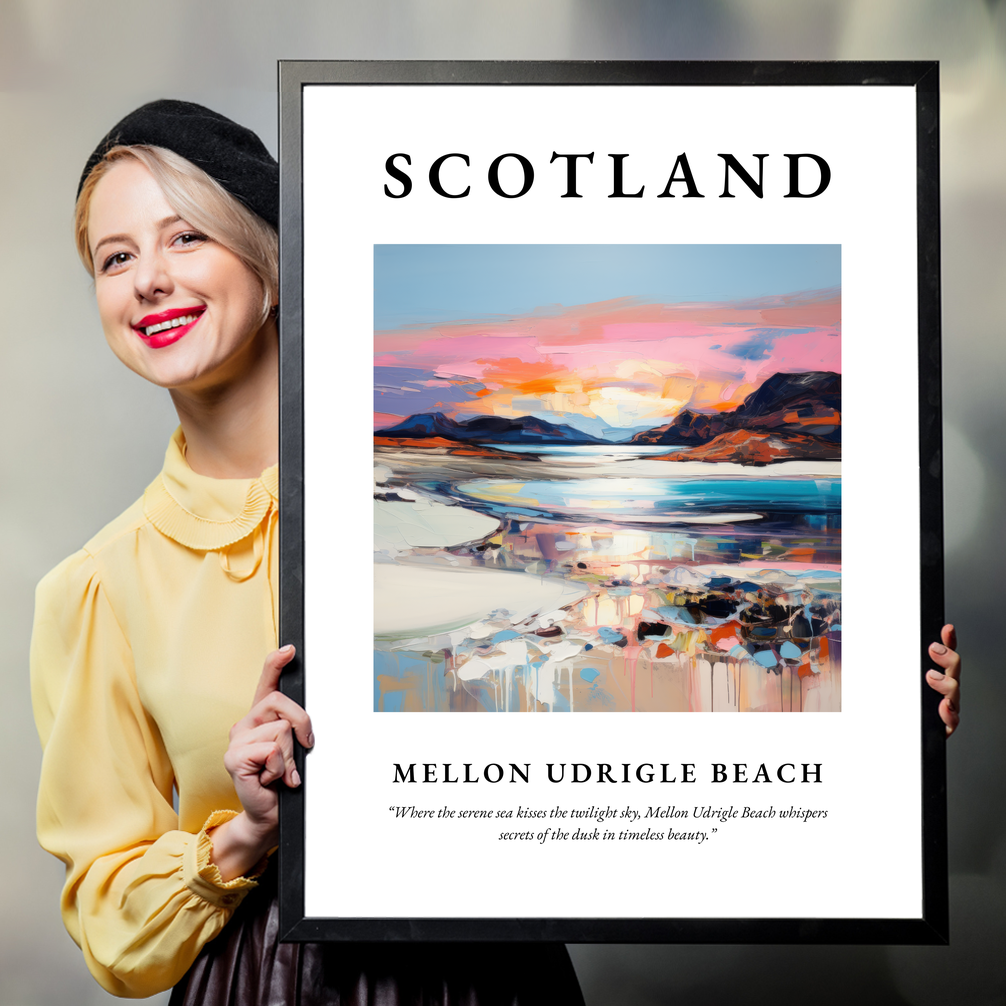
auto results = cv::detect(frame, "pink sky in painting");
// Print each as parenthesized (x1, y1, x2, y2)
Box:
(375, 290, 840, 429)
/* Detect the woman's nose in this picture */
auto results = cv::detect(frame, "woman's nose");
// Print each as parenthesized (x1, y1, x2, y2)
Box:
(133, 249, 173, 302)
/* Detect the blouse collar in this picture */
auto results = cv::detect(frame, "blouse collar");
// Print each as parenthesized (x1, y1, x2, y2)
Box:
(143, 428, 278, 551)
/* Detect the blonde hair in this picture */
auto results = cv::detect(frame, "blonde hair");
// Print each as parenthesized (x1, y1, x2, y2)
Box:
(75, 145, 278, 322)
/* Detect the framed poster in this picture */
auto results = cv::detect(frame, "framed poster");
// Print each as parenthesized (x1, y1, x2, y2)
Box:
(277, 61, 946, 943)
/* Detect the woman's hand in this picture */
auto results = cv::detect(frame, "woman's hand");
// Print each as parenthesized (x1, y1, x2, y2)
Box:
(209, 645, 314, 881)
(926, 624, 961, 737)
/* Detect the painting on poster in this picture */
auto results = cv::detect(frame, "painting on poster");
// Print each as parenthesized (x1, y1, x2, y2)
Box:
(373, 243, 842, 714)
(280, 62, 945, 943)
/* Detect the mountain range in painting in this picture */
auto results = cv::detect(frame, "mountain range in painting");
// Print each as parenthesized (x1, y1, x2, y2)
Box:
(376, 411, 607, 445)
(375, 370, 841, 463)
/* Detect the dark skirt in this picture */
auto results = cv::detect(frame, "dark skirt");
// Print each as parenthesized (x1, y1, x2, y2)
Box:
(169, 869, 585, 1006)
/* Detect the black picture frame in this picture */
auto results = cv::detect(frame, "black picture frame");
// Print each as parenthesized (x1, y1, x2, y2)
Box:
(277, 60, 945, 944)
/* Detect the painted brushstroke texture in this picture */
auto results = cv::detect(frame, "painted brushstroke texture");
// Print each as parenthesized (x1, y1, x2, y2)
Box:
(372, 245, 841, 712)
(374, 564, 589, 639)
(373, 497, 501, 553)
(375, 292, 840, 433)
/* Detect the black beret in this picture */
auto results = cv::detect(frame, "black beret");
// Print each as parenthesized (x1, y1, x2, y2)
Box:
(78, 99, 278, 228)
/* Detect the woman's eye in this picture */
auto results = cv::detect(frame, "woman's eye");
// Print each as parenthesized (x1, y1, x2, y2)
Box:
(101, 251, 132, 273)
(173, 231, 208, 248)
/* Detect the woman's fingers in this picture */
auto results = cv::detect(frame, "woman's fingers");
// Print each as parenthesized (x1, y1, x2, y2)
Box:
(241, 644, 314, 749)
(941, 623, 958, 653)
(224, 645, 312, 806)
(232, 689, 314, 750)
(259, 742, 289, 787)
(255, 691, 314, 748)
(224, 738, 286, 786)
(928, 647, 961, 681)
(927, 623, 961, 737)
(924, 679, 960, 736)
(218, 647, 309, 846)
(230, 719, 301, 788)
(939, 697, 960, 736)
(926, 667, 959, 704)
(252, 644, 296, 707)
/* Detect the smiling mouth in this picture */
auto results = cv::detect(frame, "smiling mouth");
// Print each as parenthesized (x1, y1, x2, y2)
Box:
(136, 308, 205, 338)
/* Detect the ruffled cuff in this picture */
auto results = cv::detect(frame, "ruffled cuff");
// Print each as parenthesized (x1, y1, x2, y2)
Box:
(182, 810, 269, 909)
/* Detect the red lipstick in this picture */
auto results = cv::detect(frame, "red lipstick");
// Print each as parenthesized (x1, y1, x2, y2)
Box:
(132, 306, 205, 349)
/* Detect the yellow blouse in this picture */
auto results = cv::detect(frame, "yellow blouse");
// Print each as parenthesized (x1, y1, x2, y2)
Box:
(31, 429, 279, 998)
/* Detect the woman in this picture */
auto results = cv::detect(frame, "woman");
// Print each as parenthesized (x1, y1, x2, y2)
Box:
(33, 98, 962, 1003)
(31, 100, 585, 1003)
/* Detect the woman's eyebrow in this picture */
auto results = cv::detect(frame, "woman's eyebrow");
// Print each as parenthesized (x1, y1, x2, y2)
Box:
(92, 216, 185, 257)
(92, 232, 133, 256)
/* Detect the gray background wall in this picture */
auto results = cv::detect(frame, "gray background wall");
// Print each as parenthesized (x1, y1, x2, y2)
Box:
(1, 2, 1003, 1003)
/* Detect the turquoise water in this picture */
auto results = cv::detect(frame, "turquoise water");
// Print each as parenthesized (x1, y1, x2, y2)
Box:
(454, 475, 840, 520)
(376, 454, 843, 712)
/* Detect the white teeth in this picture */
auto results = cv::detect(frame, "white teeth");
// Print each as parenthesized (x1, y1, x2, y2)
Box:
(142, 313, 199, 337)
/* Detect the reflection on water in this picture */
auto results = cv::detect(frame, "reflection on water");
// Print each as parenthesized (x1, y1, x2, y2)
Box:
(454, 475, 840, 521)
(374, 448, 841, 713)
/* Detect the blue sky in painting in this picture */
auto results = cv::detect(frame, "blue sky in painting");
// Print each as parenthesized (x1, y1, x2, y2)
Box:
(373, 244, 840, 330)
